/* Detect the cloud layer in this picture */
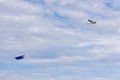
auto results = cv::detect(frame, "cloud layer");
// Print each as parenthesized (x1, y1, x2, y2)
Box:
(0, 0, 120, 80)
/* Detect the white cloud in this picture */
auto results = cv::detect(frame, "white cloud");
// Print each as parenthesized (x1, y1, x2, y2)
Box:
(0, 0, 120, 80)
(25, 55, 87, 64)
(49, 79, 55, 80)
(0, 0, 120, 63)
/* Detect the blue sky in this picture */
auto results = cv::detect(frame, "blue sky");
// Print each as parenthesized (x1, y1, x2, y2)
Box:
(0, 0, 120, 80)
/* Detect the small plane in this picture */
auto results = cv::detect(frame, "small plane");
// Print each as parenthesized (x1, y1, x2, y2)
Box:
(15, 55, 25, 60)
(87, 20, 96, 24)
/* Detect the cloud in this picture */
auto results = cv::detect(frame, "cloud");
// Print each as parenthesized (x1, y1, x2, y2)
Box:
(0, 0, 120, 80)
(24, 55, 88, 64)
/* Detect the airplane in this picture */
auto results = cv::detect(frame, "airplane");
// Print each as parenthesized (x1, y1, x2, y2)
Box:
(15, 55, 25, 60)
(87, 20, 96, 24)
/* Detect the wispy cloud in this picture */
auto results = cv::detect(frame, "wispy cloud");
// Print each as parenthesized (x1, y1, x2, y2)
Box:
(0, 0, 120, 80)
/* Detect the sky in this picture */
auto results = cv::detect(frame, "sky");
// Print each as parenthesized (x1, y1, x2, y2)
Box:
(0, 0, 120, 80)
